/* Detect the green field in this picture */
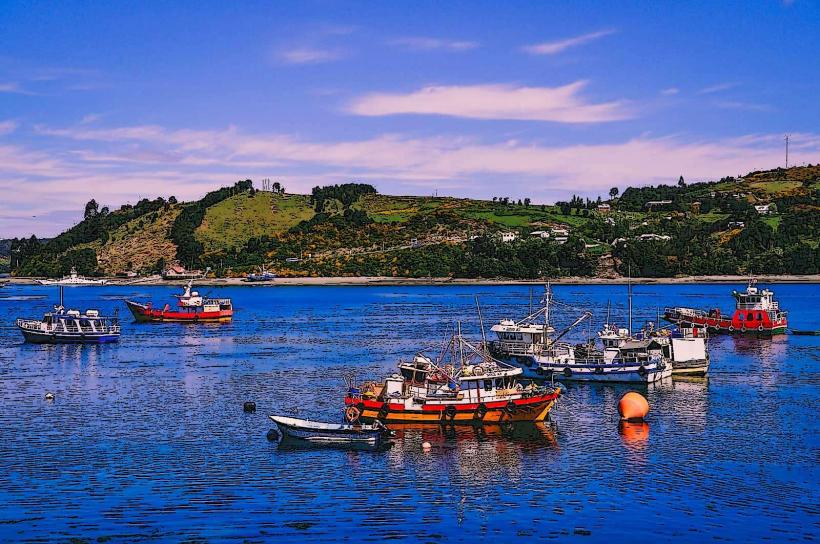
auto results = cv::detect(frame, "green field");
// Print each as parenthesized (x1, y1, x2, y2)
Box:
(196, 192, 314, 252)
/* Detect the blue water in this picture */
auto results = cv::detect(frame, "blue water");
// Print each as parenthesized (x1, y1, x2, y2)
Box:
(0, 283, 817, 543)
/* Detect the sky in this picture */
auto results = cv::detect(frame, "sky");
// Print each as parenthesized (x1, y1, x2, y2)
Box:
(1, 0, 819, 237)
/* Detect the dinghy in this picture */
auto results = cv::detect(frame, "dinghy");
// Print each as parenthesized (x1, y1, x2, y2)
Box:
(269, 415, 390, 447)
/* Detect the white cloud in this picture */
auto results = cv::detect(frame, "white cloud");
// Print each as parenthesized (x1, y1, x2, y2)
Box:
(0, 82, 35, 95)
(389, 37, 479, 51)
(714, 100, 774, 112)
(522, 29, 616, 55)
(697, 82, 738, 95)
(661, 87, 680, 96)
(276, 47, 347, 65)
(347, 81, 634, 123)
(8, 121, 820, 236)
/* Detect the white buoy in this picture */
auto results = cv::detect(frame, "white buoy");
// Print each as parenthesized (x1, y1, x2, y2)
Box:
(45, 392, 55, 401)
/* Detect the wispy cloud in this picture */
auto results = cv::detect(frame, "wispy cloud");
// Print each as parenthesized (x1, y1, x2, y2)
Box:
(714, 100, 774, 112)
(347, 81, 633, 123)
(389, 37, 479, 52)
(697, 82, 739, 95)
(661, 87, 680, 96)
(0, 82, 36, 95)
(276, 46, 347, 65)
(0, 120, 18, 135)
(522, 29, 616, 55)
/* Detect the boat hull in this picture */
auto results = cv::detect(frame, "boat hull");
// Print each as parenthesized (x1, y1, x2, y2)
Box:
(344, 390, 559, 425)
(507, 356, 671, 383)
(19, 328, 119, 344)
(664, 308, 786, 335)
(270, 416, 384, 446)
(125, 300, 233, 323)
(670, 358, 709, 376)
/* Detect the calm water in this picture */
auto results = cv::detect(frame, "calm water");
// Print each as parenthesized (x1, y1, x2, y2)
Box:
(0, 283, 817, 543)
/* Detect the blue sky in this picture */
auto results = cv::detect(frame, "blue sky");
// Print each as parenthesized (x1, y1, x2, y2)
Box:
(1, 0, 819, 236)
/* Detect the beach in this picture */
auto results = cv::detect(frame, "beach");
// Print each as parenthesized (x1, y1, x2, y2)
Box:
(5, 274, 820, 287)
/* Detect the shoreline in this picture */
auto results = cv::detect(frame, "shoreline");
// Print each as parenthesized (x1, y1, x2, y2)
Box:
(4, 274, 819, 287)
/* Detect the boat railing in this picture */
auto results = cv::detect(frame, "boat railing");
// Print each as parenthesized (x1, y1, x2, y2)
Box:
(490, 340, 540, 356)
(665, 306, 708, 318)
(205, 298, 232, 305)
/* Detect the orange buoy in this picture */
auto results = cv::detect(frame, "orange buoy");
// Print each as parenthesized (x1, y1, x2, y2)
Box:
(618, 391, 650, 422)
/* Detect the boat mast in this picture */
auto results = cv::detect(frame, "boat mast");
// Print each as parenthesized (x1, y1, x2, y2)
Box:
(475, 295, 488, 348)
(628, 267, 633, 336)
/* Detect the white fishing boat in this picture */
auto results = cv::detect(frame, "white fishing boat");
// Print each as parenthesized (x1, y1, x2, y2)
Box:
(612, 321, 710, 376)
(36, 267, 108, 286)
(489, 286, 672, 383)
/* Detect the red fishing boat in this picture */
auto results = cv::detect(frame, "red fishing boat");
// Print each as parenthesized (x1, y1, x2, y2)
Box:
(343, 330, 561, 425)
(125, 281, 233, 323)
(664, 280, 787, 335)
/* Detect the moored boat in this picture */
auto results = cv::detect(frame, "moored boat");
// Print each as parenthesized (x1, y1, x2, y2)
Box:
(16, 289, 120, 344)
(125, 281, 233, 323)
(269, 415, 389, 447)
(344, 330, 560, 425)
(489, 287, 672, 383)
(664, 279, 787, 335)
(36, 267, 108, 286)
(244, 266, 276, 282)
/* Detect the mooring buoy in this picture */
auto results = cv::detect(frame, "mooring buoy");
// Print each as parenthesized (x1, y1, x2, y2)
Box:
(266, 428, 280, 441)
(243, 401, 256, 413)
(45, 392, 55, 401)
(618, 391, 649, 422)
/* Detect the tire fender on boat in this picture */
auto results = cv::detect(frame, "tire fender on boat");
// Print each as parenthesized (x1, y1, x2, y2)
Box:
(377, 402, 390, 419)
(476, 403, 488, 419)
(637, 365, 648, 377)
(536, 367, 545, 376)
(504, 401, 518, 415)
(728, 325, 735, 332)
(345, 406, 361, 423)
(758, 325, 764, 332)
(445, 405, 457, 419)
(563, 367, 572, 378)
(741, 326, 747, 333)
(594, 366, 604, 375)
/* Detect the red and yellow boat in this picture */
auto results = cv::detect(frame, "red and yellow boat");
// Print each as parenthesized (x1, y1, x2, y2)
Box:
(344, 332, 560, 425)
(125, 281, 233, 323)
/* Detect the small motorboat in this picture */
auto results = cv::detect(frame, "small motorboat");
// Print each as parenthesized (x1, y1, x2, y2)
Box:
(269, 415, 390, 447)
(244, 266, 276, 283)
(790, 329, 820, 336)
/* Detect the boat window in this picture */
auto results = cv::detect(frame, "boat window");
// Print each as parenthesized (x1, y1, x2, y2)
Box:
(757, 312, 764, 321)
(483, 380, 493, 392)
(495, 378, 503, 389)
(747, 312, 755, 321)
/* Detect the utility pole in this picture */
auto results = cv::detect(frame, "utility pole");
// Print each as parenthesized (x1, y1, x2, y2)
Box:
(785, 134, 790, 169)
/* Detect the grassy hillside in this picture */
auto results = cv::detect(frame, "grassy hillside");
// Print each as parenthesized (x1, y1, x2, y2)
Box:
(196, 192, 314, 254)
(9, 164, 820, 278)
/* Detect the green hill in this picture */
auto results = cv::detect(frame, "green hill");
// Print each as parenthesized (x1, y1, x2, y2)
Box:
(8, 164, 820, 278)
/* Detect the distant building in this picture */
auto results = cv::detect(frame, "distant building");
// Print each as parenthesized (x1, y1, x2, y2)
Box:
(644, 200, 673, 210)
(550, 227, 569, 237)
(596, 203, 611, 214)
(500, 232, 518, 243)
(529, 230, 550, 239)
(690, 201, 701, 214)
(728, 221, 745, 229)
(755, 204, 774, 215)
(637, 233, 671, 242)
(162, 264, 204, 280)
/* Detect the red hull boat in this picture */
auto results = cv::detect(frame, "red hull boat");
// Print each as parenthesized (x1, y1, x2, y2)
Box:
(664, 280, 787, 335)
(125, 281, 233, 323)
